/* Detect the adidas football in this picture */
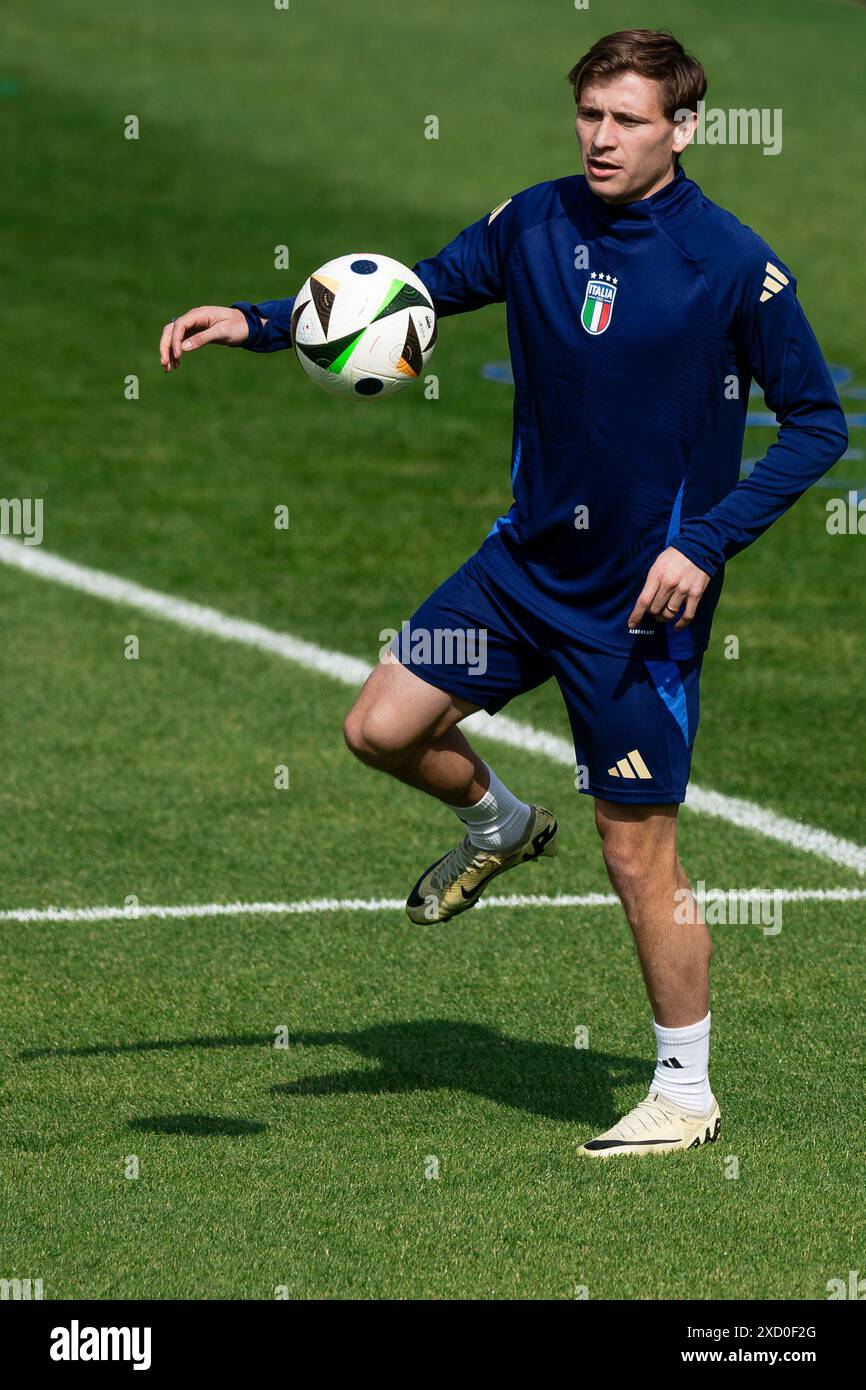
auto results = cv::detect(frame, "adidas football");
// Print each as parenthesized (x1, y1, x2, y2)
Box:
(291, 253, 437, 398)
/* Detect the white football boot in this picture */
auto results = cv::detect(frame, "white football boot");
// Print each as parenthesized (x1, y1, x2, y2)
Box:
(578, 1089, 721, 1158)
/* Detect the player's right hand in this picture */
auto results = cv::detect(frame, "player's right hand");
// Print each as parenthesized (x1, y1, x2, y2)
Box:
(159, 305, 249, 372)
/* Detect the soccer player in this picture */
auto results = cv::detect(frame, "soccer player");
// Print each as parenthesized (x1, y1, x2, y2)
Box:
(159, 29, 847, 1156)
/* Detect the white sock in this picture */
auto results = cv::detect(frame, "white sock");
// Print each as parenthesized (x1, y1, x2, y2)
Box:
(651, 1011, 714, 1113)
(447, 763, 533, 852)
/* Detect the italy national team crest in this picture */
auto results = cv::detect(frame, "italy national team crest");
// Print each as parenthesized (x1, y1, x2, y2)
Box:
(581, 272, 618, 335)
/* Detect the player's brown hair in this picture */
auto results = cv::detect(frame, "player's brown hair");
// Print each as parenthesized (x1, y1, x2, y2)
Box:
(566, 29, 707, 162)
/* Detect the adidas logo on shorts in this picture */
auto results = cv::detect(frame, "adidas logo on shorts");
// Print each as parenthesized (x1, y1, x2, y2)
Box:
(607, 748, 652, 780)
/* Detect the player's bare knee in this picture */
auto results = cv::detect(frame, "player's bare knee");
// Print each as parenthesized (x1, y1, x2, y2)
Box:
(342, 707, 388, 765)
(601, 837, 646, 893)
(342, 705, 367, 760)
(343, 703, 413, 769)
(601, 831, 674, 894)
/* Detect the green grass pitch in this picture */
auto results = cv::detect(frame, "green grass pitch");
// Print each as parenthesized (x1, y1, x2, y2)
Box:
(0, 0, 864, 1299)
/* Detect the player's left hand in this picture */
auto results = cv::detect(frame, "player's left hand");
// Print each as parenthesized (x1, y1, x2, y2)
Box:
(628, 547, 711, 631)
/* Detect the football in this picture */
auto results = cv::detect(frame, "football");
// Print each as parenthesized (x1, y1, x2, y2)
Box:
(291, 253, 437, 397)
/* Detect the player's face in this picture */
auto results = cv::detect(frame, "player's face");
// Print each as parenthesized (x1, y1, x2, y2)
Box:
(575, 72, 692, 204)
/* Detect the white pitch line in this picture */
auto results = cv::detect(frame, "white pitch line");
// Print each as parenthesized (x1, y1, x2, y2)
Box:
(1, 537, 864, 876)
(1, 887, 865, 925)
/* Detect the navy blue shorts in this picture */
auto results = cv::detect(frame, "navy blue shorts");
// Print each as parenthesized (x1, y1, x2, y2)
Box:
(390, 545, 702, 805)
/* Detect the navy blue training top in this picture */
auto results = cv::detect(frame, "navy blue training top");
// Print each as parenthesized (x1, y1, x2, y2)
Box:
(234, 166, 847, 658)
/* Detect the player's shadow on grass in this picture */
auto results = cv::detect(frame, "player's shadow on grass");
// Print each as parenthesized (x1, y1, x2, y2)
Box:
(20, 1024, 648, 1125)
(272, 1020, 648, 1126)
